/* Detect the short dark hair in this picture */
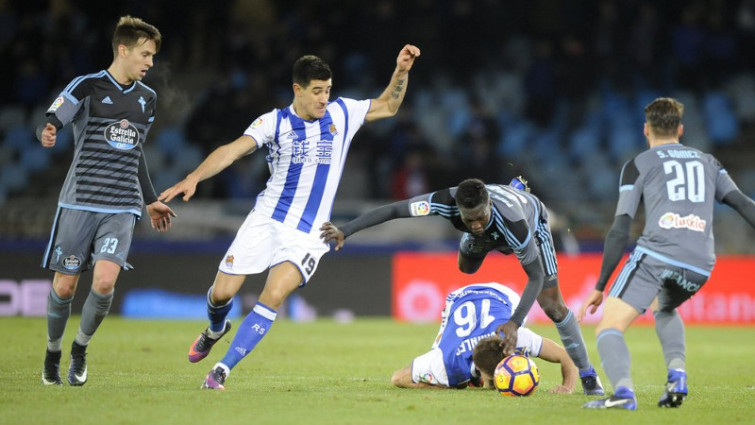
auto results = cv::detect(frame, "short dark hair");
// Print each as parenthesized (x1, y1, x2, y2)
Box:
(644, 97, 684, 138)
(456, 178, 489, 209)
(112, 15, 162, 56)
(472, 337, 505, 382)
(292, 55, 332, 88)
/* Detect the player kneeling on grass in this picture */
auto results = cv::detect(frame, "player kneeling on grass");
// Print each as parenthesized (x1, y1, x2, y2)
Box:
(390, 282, 577, 392)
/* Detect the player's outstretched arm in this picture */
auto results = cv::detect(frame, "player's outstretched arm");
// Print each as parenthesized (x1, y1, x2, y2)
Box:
(159, 135, 257, 202)
(536, 337, 578, 394)
(365, 44, 420, 122)
(319, 200, 414, 250)
(722, 189, 755, 228)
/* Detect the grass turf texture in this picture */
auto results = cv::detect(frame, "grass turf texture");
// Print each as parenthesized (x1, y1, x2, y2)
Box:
(2, 317, 753, 425)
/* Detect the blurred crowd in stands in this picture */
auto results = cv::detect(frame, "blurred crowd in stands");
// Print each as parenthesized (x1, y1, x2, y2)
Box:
(1, 0, 754, 250)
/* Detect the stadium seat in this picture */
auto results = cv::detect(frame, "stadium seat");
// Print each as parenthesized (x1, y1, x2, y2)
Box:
(729, 74, 755, 119)
(568, 126, 601, 163)
(0, 163, 29, 192)
(155, 126, 188, 156)
(607, 123, 640, 163)
(2, 124, 35, 151)
(0, 105, 26, 133)
(172, 144, 203, 174)
(498, 119, 532, 158)
(703, 91, 738, 145)
(19, 146, 52, 172)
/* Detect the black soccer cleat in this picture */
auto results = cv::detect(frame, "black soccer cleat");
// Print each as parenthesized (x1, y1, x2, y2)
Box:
(188, 319, 232, 363)
(67, 341, 88, 386)
(42, 349, 63, 386)
(579, 366, 605, 396)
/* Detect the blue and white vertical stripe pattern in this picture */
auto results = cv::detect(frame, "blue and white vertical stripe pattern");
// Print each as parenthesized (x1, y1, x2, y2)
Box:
(245, 98, 370, 235)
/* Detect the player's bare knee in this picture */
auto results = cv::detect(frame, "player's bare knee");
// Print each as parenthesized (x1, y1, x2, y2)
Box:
(209, 288, 234, 306)
(53, 285, 76, 299)
(52, 273, 79, 298)
(390, 370, 403, 387)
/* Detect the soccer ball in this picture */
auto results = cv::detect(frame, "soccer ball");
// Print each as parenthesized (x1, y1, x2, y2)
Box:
(493, 354, 540, 396)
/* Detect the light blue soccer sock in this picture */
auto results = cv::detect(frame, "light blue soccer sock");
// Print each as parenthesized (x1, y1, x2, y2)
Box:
(596, 328, 633, 392)
(653, 310, 686, 370)
(219, 302, 277, 370)
(554, 309, 592, 371)
(47, 290, 73, 352)
(207, 286, 233, 333)
(74, 288, 114, 346)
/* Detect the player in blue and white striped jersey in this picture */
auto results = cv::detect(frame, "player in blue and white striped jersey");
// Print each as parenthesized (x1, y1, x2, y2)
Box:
(321, 177, 605, 395)
(159, 44, 421, 390)
(390, 282, 577, 392)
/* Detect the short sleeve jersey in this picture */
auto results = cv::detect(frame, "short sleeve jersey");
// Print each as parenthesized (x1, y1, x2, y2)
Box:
(411, 283, 543, 387)
(616, 143, 739, 274)
(243, 98, 371, 235)
(406, 184, 546, 266)
(46, 70, 157, 216)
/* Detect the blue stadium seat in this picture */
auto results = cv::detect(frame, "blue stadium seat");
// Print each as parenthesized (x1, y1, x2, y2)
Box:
(0, 105, 26, 133)
(19, 146, 52, 172)
(608, 123, 640, 163)
(703, 92, 738, 145)
(2, 124, 35, 151)
(172, 144, 203, 174)
(568, 126, 601, 163)
(155, 126, 187, 156)
(0, 163, 29, 192)
(498, 118, 532, 158)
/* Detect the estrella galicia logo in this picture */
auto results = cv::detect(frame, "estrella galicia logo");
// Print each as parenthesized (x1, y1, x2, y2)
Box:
(62, 255, 81, 271)
(104, 119, 140, 150)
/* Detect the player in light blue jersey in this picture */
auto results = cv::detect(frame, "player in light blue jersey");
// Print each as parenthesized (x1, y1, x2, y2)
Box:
(580, 97, 755, 410)
(321, 177, 605, 395)
(391, 282, 577, 392)
(159, 44, 421, 390)
(37, 16, 175, 387)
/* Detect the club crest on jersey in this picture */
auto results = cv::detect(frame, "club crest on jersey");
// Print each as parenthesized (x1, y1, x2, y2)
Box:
(658, 212, 706, 232)
(329, 124, 337, 135)
(48, 96, 65, 113)
(410, 201, 431, 216)
(104, 119, 140, 150)
(62, 255, 81, 271)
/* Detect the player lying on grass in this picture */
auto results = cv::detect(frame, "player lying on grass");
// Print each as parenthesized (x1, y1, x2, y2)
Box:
(390, 282, 577, 392)
(321, 177, 603, 395)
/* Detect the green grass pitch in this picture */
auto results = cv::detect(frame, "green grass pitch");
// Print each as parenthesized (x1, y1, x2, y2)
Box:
(2, 317, 753, 425)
